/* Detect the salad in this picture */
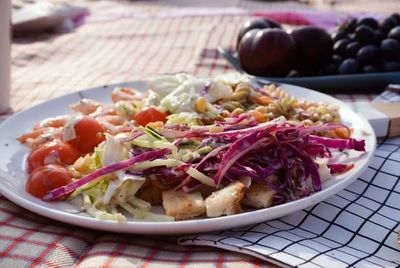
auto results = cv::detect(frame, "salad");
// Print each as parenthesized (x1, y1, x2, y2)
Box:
(19, 73, 365, 222)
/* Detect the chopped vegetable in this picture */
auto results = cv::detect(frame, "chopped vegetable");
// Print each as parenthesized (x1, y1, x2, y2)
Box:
(134, 108, 168, 126)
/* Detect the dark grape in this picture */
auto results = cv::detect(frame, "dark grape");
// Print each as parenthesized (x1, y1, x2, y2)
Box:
(380, 38, 400, 60)
(357, 45, 379, 64)
(379, 17, 398, 34)
(382, 61, 400, 72)
(345, 18, 358, 33)
(333, 39, 350, 55)
(389, 13, 400, 24)
(354, 25, 376, 44)
(345, 41, 361, 57)
(332, 30, 348, 42)
(374, 31, 384, 43)
(332, 54, 343, 65)
(388, 26, 400, 41)
(338, 58, 359, 74)
(363, 65, 378, 73)
(358, 17, 379, 29)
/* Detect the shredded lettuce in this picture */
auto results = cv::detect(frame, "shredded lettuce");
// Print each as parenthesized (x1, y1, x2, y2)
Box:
(130, 158, 184, 171)
(166, 112, 200, 126)
(82, 192, 126, 222)
(186, 167, 216, 187)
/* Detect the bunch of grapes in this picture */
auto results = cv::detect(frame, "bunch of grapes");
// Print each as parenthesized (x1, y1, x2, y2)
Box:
(326, 13, 400, 75)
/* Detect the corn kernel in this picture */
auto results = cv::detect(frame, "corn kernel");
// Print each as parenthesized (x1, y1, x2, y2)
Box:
(196, 97, 207, 113)
(74, 155, 93, 174)
(335, 127, 350, 139)
(147, 121, 164, 130)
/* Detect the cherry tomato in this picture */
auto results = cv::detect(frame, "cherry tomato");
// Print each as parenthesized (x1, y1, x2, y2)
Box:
(66, 116, 106, 155)
(26, 165, 73, 198)
(134, 108, 167, 126)
(27, 141, 80, 174)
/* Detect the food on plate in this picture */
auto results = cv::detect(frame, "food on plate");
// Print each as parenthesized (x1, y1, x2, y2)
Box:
(162, 189, 206, 220)
(19, 73, 365, 222)
(26, 165, 73, 198)
(236, 13, 400, 77)
(242, 183, 275, 209)
(205, 181, 245, 217)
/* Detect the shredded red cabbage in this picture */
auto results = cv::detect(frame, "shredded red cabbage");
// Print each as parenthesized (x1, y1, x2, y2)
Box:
(308, 135, 365, 151)
(42, 148, 171, 201)
(328, 163, 355, 174)
(43, 119, 366, 206)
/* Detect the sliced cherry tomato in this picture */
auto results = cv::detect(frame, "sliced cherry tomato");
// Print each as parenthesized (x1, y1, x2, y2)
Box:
(26, 165, 73, 198)
(66, 116, 106, 154)
(27, 141, 80, 174)
(134, 107, 167, 126)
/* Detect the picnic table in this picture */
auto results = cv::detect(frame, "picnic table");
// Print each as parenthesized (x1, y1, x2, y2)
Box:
(2, 0, 400, 267)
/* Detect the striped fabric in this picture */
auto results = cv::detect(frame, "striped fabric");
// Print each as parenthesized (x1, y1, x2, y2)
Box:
(2, 0, 399, 267)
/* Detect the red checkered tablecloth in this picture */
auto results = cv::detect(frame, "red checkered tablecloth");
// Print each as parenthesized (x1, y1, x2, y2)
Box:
(2, 0, 397, 267)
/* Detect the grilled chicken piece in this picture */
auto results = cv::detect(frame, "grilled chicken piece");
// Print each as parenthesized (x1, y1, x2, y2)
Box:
(136, 178, 169, 205)
(162, 189, 206, 220)
(205, 181, 245, 217)
(242, 184, 275, 209)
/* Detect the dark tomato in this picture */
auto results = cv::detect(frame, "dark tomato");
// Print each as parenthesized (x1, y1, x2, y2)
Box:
(239, 28, 295, 76)
(236, 18, 282, 49)
(27, 141, 79, 174)
(134, 107, 168, 127)
(66, 116, 106, 155)
(26, 165, 73, 198)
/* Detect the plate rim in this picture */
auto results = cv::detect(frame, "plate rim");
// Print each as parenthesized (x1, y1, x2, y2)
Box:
(0, 80, 377, 234)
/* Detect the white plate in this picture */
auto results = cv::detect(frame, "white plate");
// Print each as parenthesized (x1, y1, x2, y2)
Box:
(0, 81, 376, 234)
